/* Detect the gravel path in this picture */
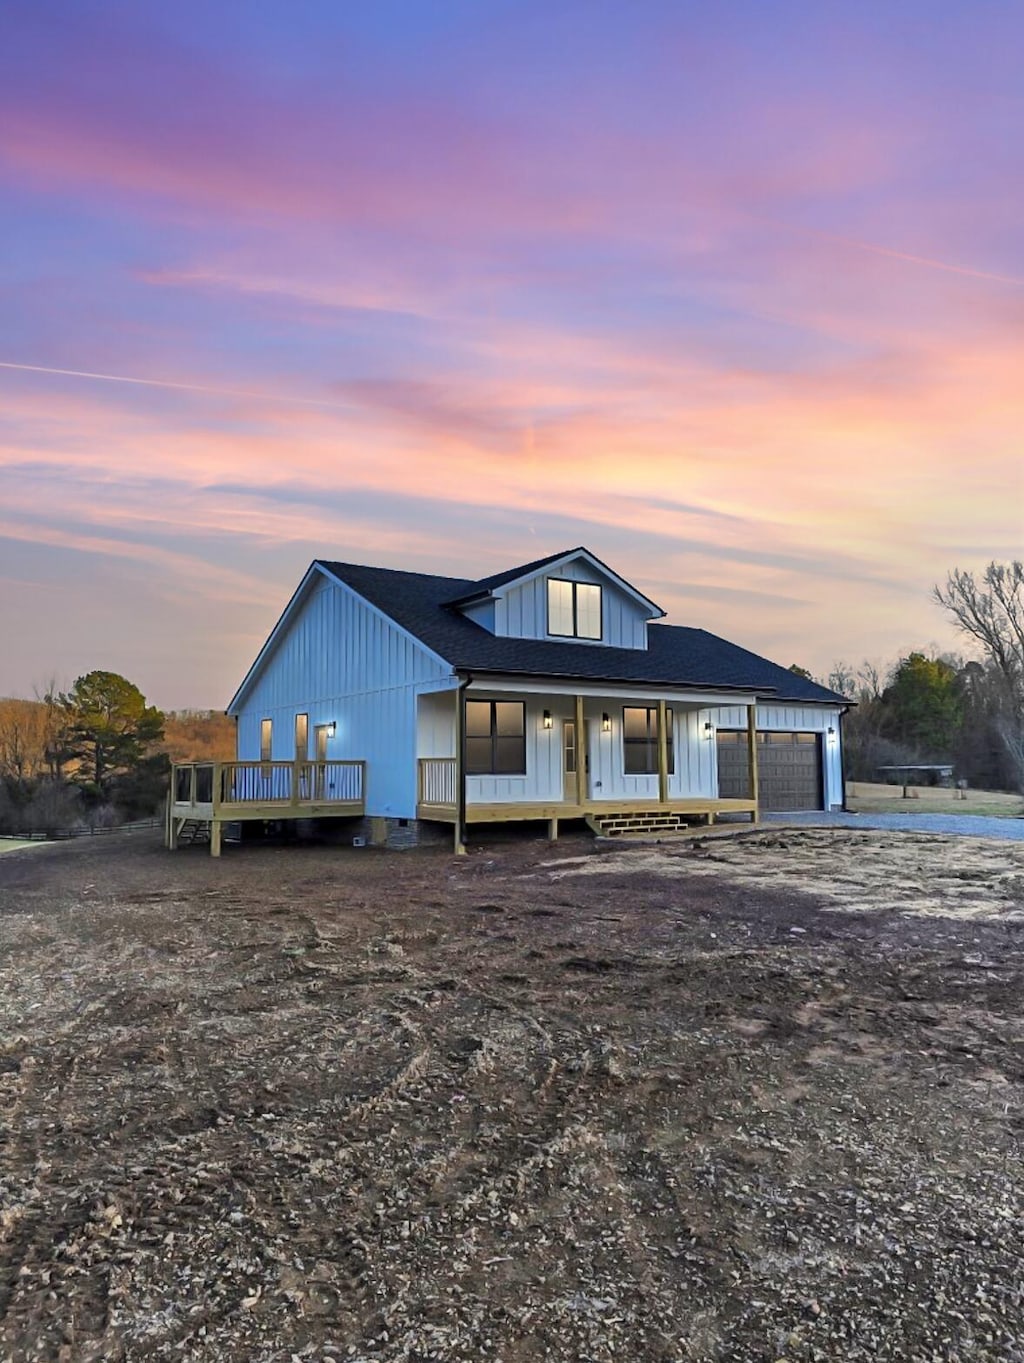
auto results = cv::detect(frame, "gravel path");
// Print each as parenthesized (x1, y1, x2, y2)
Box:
(766, 809, 1024, 840)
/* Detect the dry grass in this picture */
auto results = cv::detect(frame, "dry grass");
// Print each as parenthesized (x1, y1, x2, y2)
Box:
(846, 780, 1024, 818)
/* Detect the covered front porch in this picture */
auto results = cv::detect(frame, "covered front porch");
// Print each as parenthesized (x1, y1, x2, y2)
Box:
(416, 680, 760, 849)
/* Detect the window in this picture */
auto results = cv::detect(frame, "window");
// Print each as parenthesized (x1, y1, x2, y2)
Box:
(623, 706, 674, 775)
(466, 700, 526, 775)
(295, 713, 308, 761)
(547, 578, 602, 640)
(260, 718, 273, 762)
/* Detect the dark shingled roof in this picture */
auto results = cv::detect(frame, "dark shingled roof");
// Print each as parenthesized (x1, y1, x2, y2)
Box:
(447, 548, 576, 602)
(316, 559, 848, 705)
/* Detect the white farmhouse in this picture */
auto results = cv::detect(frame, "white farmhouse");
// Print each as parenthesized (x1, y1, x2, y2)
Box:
(168, 548, 848, 854)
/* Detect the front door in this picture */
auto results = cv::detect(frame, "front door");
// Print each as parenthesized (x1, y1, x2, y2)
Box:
(563, 720, 577, 802)
(313, 724, 331, 799)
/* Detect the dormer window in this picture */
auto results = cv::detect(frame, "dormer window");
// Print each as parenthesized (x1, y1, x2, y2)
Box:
(547, 578, 602, 640)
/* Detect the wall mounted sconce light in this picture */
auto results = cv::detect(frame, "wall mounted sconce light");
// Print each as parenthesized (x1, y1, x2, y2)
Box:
(601, 712, 611, 732)
(704, 721, 714, 738)
(542, 709, 553, 729)
(827, 725, 835, 737)
(327, 721, 337, 737)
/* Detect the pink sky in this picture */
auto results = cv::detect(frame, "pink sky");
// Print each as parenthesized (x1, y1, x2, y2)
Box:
(1, 2, 1021, 708)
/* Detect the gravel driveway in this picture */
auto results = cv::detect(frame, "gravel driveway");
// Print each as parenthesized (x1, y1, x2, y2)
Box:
(766, 809, 1024, 839)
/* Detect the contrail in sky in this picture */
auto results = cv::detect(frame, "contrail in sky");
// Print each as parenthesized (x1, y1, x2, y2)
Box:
(0, 361, 354, 410)
(808, 231, 1024, 287)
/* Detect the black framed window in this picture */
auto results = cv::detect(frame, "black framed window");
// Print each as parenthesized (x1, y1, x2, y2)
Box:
(466, 700, 526, 775)
(623, 706, 674, 775)
(547, 578, 602, 640)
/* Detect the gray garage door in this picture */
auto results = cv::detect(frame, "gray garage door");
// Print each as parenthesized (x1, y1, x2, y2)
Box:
(717, 731, 823, 811)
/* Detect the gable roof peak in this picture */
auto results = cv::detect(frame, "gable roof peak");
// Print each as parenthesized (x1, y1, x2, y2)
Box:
(445, 545, 665, 618)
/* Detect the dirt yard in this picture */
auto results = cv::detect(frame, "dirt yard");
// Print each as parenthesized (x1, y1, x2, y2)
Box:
(2, 828, 1024, 1362)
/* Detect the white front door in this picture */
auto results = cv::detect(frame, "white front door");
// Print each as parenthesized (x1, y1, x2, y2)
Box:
(313, 724, 331, 799)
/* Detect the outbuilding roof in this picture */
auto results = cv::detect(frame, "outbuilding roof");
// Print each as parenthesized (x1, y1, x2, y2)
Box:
(317, 558, 848, 704)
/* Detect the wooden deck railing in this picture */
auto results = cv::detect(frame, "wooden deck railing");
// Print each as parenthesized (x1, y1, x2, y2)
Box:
(172, 760, 365, 811)
(417, 757, 456, 807)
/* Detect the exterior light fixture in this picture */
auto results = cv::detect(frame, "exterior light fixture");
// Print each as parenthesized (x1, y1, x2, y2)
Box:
(542, 710, 553, 729)
(601, 712, 611, 732)
(327, 721, 337, 737)
(827, 725, 835, 737)
(704, 721, 714, 738)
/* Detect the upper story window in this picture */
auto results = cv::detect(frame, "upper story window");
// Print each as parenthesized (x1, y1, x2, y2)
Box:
(260, 718, 273, 762)
(547, 578, 602, 640)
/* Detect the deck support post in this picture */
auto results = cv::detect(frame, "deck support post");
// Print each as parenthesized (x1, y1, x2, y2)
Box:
(574, 695, 586, 810)
(168, 814, 179, 851)
(657, 699, 669, 805)
(747, 703, 759, 823)
(548, 817, 559, 841)
(210, 819, 222, 858)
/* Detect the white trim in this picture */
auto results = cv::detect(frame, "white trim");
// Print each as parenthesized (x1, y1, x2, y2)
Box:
(227, 561, 455, 714)
(489, 549, 665, 619)
(227, 563, 323, 714)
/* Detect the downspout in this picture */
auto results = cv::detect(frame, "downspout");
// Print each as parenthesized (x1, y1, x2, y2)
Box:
(456, 671, 473, 853)
(838, 704, 851, 811)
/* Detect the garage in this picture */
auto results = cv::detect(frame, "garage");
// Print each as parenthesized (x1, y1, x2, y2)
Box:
(717, 730, 824, 811)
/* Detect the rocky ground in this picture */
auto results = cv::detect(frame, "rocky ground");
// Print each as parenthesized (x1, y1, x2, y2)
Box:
(1, 826, 1023, 1362)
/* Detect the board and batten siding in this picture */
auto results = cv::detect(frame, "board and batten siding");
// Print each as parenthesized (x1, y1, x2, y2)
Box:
(235, 577, 453, 818)
(707, 702, 844, 809)
(463, 694, 574, 805)
(494, 557, 649, 648)
(587, 706, 718, 802)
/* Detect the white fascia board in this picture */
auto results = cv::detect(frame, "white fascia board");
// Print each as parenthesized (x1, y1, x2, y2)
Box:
(491, 549, 665, 619)
(226, 562, 325, 714)
(227, 561, 457, 714)
(464, 675, 758, 706)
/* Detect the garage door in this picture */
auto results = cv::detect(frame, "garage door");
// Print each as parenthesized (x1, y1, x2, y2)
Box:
(717, 731, 823, 811)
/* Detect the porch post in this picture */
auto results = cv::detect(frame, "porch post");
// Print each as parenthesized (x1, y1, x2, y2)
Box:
(657, 699, 669, 805)
(747, 703, 759, 822)
(574, 694, 586, 810)
(455, 680, 469, 855)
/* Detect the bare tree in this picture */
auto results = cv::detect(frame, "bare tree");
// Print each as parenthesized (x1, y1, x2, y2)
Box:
(934, 562, 1024, 789)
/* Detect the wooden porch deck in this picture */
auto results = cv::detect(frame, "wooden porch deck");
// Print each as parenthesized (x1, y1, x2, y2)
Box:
(417, 758, 757, 832)
(417, 796, 758, 824)
(167, 760, 365, 855)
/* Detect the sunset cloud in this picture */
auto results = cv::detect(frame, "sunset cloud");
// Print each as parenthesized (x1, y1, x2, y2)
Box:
(1, 2, 1021, 704)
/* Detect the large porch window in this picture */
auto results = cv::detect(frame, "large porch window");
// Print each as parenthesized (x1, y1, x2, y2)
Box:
(466, 700, 526, 775)
(623, 706, 674, 775)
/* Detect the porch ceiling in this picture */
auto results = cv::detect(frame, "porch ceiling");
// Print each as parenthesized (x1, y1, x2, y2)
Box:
(454, 677, 758, 707)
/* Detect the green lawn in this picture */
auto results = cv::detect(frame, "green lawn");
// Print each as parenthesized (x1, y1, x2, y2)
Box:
(0, 838, 45, 855)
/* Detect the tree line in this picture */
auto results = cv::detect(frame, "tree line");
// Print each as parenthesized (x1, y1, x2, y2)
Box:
(808, 561, 1024, 791)
(0, 673, 234, 835)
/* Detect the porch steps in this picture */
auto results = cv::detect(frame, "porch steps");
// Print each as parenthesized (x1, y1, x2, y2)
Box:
(585, 811, 709, 839)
